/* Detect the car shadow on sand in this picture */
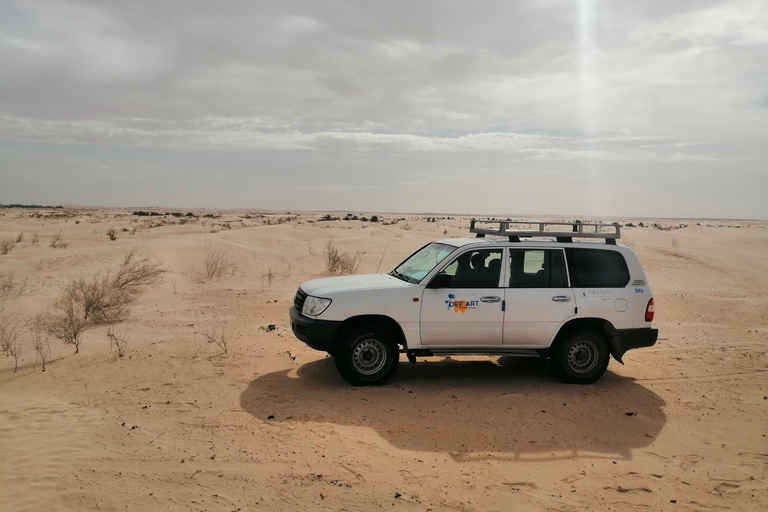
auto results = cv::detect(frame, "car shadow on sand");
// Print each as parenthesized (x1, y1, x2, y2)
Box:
(239, 356, 667, 461)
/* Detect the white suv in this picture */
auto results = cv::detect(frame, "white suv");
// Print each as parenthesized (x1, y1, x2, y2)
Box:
(290, 220, 657, 386)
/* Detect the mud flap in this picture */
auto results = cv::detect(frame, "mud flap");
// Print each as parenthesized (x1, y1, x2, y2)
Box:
(608, 336, 625, 365)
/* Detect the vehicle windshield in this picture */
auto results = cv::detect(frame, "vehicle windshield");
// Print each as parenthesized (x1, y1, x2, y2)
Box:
(392, 242, 456, 283)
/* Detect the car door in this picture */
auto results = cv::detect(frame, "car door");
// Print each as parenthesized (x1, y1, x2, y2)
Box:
(502, 248, 575, 346)
(566, 247, 633, 328)
(420, 248, 504, 346)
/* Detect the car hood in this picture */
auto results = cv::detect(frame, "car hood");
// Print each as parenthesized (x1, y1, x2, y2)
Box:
(300, 273, 414, 297)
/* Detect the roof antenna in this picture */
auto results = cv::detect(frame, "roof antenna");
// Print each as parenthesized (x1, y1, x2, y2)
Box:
(376, 242, 389, 273)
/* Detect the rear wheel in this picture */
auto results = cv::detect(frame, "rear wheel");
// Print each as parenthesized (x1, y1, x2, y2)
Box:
(551, 330, 609, 384)
(335, 327, 399, 386)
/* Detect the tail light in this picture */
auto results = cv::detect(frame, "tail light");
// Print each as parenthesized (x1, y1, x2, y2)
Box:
(645, 298, 655, 322)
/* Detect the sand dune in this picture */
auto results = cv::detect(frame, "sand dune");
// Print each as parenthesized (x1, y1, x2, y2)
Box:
(1, 208, 767, 511)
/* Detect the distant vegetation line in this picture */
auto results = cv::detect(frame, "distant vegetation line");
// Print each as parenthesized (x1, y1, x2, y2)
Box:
(1, 204, 63, 209)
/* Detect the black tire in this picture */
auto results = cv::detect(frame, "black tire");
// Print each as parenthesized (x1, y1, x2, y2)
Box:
(551, 330, 609, 384)
(335, 327, 399, 386)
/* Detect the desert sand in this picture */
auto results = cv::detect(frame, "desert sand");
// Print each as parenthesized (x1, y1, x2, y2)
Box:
(1, 208, 766, 511)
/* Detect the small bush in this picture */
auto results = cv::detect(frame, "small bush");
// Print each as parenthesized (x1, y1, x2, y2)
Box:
(30, 232, 40, 246)
(0, 272, 33, 297)
(1, 315, 24, 372)
(71, 276, 130, 324)
(50, 233, 69, 249)
(15, 232, 24, 243)
(325, 240, 364, 274)
(0, 273, 13, 296)
(45, 250, 165, 353)
(107, 229, 117, 241)
(205, 325, 227, 354)
(74, 250, 166, 324)
(111, 249, 166, 297)
(1, 238, 15, 254)
(45, 286, 89, 353)
(27, 315, 51, 371)
(203, 245, 236, 280)
(106, 327, 128, 357)
(262, 267, 275, 287)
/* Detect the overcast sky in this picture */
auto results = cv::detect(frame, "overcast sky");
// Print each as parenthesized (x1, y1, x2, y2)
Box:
(1, 0, 767, 218)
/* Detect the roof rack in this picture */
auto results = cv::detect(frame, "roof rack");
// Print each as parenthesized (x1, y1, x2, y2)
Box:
(469, 220, 621, 245)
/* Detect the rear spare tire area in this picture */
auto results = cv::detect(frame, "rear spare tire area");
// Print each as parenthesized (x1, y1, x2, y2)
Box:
(551, 329, 610, 384)
(334, 327, 399, 386)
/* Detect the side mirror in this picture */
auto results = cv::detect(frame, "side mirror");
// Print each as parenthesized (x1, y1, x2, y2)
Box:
(427, 273, 451, 289)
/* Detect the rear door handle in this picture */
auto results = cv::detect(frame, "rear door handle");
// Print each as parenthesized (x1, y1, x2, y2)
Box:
(480, 296, 501, 303)
(551, 296, 572, 302)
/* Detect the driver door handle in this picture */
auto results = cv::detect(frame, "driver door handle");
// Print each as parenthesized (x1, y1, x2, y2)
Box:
(551, 295, 572, 302)
(480, 296, 501, 303)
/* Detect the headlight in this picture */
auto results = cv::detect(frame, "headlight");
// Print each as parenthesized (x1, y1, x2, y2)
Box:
(302, 296, 331, 317)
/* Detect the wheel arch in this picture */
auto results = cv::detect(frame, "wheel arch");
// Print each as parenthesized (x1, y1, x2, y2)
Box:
(552, 317, 621, 360)
(331, 315, 407, 356)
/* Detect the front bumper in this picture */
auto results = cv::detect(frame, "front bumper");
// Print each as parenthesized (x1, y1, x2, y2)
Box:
(610, 327, 658, 362)
(289, 306, 343, 353)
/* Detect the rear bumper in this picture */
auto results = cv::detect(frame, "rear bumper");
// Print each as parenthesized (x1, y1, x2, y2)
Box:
(611, 327, 658, 362)
(289, 306, 342, 353)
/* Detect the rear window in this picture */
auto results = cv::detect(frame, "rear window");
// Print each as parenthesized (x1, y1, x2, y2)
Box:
(566, 248, 629, 288)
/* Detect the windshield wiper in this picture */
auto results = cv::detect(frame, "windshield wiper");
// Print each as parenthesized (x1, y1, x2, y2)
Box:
(390, 270, 410, 282)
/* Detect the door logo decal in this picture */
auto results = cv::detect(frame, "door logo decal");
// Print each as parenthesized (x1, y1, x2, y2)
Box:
(445, 294, 478, 314)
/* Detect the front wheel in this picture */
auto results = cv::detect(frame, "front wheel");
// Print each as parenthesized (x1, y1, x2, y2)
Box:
(335, 328, 399, 386)
(551, 330, 609, 384)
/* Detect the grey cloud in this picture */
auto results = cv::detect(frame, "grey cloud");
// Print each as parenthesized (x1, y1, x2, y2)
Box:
(1, 115, 721, 163)
(1, 0, 767, 218)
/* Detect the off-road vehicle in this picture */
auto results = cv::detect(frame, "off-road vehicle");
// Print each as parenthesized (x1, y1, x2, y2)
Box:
(290, 220, 657, 385)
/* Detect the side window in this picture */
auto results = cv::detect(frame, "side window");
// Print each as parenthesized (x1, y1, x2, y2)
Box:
(440, 249, 503, 288)
(508, 249, 567, 288)
(565, 248, 629, 288)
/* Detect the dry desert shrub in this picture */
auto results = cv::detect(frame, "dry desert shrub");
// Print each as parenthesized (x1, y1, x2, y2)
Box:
(111, 249, 167, 297)
(45, 285, 89, 353)
(1, 272, 30, 297)
(204, 325, 228, 354)
(106, 326, 128, 357)
(262, 267, 276, 288)
(71, 276, 130, 324)
(203, 244, 237, 280)
(45, 250, 166, 353)
(27, 314, 51, 371)
(50, 233, 69, 249)
(0, 315, 24, 372)
(1, 238, 15, 255)
(325, 239, 364, 274)
(107, 228, 117, 241)
(305, 236, 315, 255)
(30, 232, 40, 245)
(63, 250, 165, 325)
(0, 273, 13, 296)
